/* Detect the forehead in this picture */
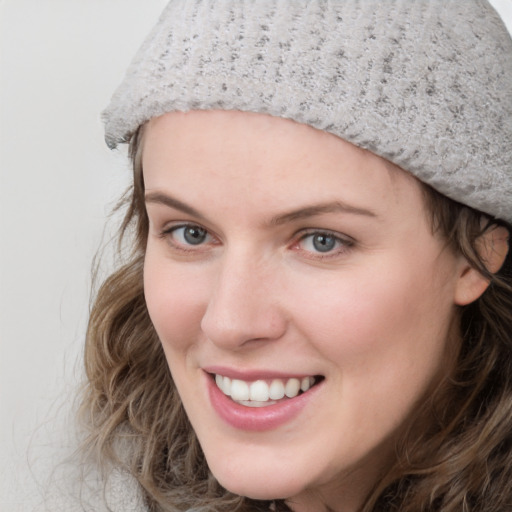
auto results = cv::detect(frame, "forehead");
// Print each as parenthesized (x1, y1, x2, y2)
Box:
(141, 110, 425, 220)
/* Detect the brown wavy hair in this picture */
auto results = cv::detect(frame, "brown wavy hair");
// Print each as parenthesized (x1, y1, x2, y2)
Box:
(80, 125, 512, 512)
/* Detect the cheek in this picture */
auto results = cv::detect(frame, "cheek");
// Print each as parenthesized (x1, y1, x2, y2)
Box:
(291, 256, 456, 374)
(143, 251, 208, 351)
(287, 258, 458, 442)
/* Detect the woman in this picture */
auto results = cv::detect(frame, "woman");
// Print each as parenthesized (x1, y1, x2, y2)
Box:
(81, 1, 512, 511)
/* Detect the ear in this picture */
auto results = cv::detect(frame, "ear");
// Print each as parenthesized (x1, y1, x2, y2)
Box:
(454, 225, 509, 306)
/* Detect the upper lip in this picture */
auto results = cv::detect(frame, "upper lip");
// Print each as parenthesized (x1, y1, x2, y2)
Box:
(203, 365, 320, 381)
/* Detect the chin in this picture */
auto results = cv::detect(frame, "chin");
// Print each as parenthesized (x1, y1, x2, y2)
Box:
(219, 479, 298, 502)
(208, 458, 308, 501)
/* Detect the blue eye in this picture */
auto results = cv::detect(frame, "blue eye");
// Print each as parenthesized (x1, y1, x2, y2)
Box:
(298, 231, 351, 255)
(310, 233, 337, 253)
(169, 225, 210, 246)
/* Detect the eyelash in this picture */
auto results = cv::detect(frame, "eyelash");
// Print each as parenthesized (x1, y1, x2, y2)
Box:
(159, 223, 354, 259)
(293, 229, 355, 259)
(160, 224, 216, 253)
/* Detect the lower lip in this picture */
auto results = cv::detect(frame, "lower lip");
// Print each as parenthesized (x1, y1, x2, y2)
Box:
(206, 373, 321, 431)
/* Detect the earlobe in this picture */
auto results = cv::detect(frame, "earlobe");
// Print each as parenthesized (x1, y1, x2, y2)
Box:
(454, 226, 509, 306)
(454, 265, 491, 306)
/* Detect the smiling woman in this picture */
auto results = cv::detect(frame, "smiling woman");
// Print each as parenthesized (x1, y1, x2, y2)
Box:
(79, 1, 512, 512)
(142, 110, 472, 506)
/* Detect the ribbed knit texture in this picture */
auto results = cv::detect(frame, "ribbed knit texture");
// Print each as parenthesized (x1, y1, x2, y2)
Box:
(103, 0, 512, 223)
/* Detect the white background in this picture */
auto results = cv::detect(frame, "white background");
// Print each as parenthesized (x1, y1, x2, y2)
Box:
(1, 1, 511, 510)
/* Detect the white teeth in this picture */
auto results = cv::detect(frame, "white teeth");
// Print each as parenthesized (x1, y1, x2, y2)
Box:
(216, 374, 232, 395)
(285, 378, 301, 398)
(237, 400, 277, 408)
(230, 379, 250, 401)
(301, 376, 314, 392)
(269, 379, 285, 400)
(215, 374, 316, 405)
(250, 380, 269, 401)
(221, 376, 231, 396)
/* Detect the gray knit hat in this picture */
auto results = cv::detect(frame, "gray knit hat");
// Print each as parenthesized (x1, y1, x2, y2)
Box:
(103, 0, 512, 223)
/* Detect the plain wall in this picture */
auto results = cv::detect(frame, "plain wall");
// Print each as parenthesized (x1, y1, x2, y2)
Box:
(1, 1, 511, 510)
(0, 1, 168, 509)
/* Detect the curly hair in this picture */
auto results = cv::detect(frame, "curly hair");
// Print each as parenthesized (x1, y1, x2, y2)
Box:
(80, 125, 512, 512)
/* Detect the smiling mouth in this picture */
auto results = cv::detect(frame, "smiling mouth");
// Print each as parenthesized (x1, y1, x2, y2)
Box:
(213, 374, 323, 408)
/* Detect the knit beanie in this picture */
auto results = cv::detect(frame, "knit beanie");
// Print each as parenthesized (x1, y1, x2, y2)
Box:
(103, 0, 512, 223)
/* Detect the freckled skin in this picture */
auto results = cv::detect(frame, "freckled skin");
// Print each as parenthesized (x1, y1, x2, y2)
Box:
(142, 110, 470, 512)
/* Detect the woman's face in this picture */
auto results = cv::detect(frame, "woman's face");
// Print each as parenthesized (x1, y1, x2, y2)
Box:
(143, 110, 465, 511)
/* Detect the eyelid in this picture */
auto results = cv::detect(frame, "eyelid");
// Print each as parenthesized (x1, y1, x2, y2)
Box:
(160, 222, 219, 251)
(157, 221, 354, 259)
(295, 227, 354, 243)
(292, 228, 355, 259)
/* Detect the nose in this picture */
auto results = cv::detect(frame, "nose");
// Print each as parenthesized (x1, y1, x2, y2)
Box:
(200, 252, 288, 349)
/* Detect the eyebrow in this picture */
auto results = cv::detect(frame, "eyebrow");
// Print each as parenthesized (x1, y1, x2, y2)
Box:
(145, 191, 377, 225)
(269, 201, 378, 225)
(145, 191, 207, 221)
